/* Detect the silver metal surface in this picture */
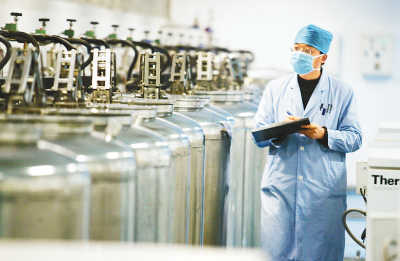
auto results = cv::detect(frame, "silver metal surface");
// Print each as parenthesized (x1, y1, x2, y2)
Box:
(114, 120, 173, 243)
(82, 104, 176, 243)
(21, 113, 137, 242)
(115, 95, 194, 243)
(163, 108, 205, 245)
(133, 103, 191, 244)
(196, 91, 267, 248)
(47, 106, 178, 244)
(174, 96, 232, 246)
(0, 118, 90, 240)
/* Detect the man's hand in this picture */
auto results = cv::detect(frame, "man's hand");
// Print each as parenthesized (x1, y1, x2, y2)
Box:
(299, 123, 325, 139)
(286, 116, 325, 139)
(286, 116, 301, 122)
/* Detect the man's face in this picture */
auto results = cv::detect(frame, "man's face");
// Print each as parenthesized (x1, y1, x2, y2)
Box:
(292, 43, 327, 70)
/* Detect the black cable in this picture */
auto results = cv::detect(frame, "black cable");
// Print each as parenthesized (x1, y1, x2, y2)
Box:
(63, 38, 93, 70)
(0, 35, 12, 70)
(129, 40, 153, 50)
(0, 31, 44, 83)
(204, 46, 230, 54)
(81, 37, 110, 49)
(106, 39, 138, 81)
(360, 188, 367, 203)
(342, 208, 366, 249)
(128, 40, 171, 73)
(32, 34, 76, 50)
(0, 30, 40, 51)
(235, 49, 255, 63)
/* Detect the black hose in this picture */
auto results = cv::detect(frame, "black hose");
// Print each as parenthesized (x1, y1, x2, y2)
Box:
(0, 30, 40, 51)
(0, 31, 44, 82)
(32, 34, 76, 50)
(0, 35, 12, 70)
(106, 39, 139, 81)
(129, 40, 171, 73)
(81, 37, 110, 49)
(129, 40, 153, 50)
(64, 38, 93, 70)
(342, 208, 366, 249)
(204, 46, 230, 53)
(235, 49, 255, 63)
(360, 188, 367, 203)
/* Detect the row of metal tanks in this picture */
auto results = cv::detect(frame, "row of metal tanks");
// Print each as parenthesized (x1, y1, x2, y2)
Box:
(0, 88, 267, 247)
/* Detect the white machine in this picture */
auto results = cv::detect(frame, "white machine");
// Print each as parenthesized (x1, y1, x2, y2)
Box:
(351, 123, 400, 261)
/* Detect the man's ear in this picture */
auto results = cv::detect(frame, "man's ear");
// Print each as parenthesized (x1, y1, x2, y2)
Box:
(322, 54, 328, 62)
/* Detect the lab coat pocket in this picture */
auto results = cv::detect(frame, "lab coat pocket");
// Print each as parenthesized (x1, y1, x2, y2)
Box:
(327, 148, 346, 194)
(317, 144, 345, 194)
(328, 161, 347, 196)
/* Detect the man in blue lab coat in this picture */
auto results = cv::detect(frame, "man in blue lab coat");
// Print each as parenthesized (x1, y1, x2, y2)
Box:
(254, 24, 362, 260)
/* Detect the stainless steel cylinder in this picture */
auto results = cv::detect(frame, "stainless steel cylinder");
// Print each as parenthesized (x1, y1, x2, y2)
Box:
(195, 91, 267, 248)
(32, 111, 137, 242)
(133, 102, 191, 244)
(0, 118, 90, 240)
(46, 106, 176, 244)
(115, 120, 173, 243)
(172, 96, 232, 246)
(111, 97, 193, 245)
(88, 105, 174, 243)
(162, 105, 205, 245)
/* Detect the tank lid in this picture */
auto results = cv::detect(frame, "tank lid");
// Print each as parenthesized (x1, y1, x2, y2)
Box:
(243, 89, 256, 101)
(43, 108, 133, 126)
(116, 97, 174, 117)
(0, 117, 41, 144)
(88, 103, 157, 119)
(172, 95, 210, 110)
(5, 114, 93, 136)
(193, 90, 244, 102)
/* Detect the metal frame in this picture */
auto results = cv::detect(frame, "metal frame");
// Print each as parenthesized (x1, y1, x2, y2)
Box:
(3, 48, 34, 94)
(91, 48, 112, 90)
(52, 49, 76, 92)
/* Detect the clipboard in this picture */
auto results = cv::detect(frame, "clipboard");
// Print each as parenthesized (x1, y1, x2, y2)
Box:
(252, 118, 310, 143)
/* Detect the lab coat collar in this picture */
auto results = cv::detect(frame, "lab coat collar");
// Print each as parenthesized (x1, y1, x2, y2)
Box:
(288, 70, 329, 117)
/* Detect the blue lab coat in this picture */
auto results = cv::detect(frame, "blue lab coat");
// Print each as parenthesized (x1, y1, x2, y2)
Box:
(254, 71, 362, 261)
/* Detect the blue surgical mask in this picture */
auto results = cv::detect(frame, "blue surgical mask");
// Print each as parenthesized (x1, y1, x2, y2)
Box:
(290, 51, 323, 75)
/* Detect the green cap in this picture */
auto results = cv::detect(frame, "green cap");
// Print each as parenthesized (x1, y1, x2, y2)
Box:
(5, 23, 17, 32)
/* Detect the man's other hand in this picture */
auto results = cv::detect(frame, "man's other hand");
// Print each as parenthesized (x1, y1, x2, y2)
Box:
(299, 123, 325, 139)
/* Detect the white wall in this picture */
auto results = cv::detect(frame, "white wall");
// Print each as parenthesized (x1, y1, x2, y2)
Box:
(170, 0, 400, 186)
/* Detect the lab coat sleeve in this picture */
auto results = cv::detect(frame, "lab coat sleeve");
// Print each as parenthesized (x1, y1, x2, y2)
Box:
(327, 88, 362, 153)
(254, 83, 281, 148)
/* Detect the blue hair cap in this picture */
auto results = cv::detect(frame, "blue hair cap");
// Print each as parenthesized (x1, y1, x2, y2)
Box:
(294, 24, 333, 54)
